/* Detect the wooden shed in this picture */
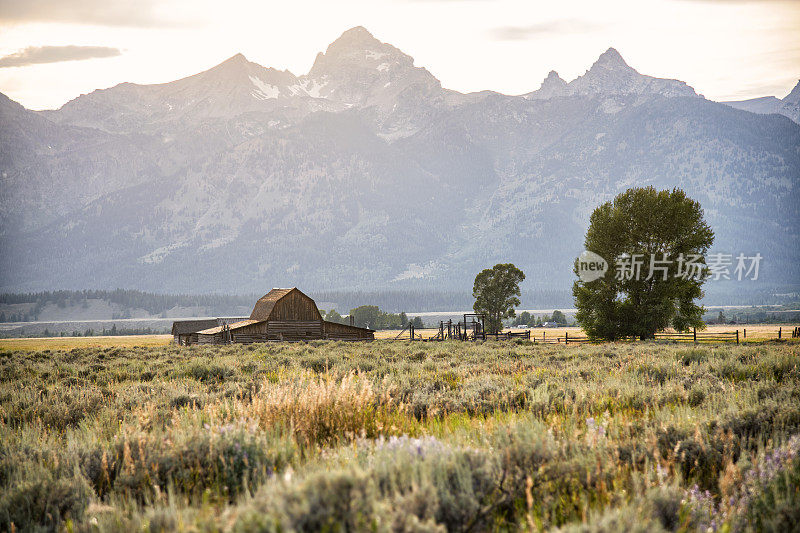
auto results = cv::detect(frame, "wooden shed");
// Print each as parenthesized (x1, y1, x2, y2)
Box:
(194, 288, 373, 344)
(171, 318, 247, 345)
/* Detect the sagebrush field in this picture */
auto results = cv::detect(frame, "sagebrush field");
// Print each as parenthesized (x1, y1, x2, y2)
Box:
(1, 340, 799, 532)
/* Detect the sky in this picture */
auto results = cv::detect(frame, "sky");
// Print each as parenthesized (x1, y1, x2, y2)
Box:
(0, 0, 798, 110)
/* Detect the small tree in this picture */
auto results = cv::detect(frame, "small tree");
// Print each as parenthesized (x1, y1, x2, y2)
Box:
(551, 310, 567, 325)
(411, 316, 424, 329)
(573, 187, 714, 340)
(325, 309, 346, 325)
(350, 305, 380, 329)
(472, 263, 526, 334)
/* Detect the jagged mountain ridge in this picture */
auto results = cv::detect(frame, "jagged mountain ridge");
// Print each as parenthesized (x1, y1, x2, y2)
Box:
(525, 47, 698, 100)
(1, 27, 798, 293)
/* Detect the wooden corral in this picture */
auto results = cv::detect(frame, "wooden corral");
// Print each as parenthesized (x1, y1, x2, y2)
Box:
(191, 288, 373, 344)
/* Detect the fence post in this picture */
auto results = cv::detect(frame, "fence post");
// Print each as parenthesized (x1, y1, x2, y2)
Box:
(543, 331, 546, 343)
(743, 328, 746, 339)
(779, 327, 782, 340)
(693, 327, 697, 343)
(565, 331, 569, 344)
(736, 330, 739, 345)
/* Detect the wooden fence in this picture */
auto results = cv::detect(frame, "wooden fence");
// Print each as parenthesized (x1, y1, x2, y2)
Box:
(508, 326, 800, 344)
(528, 327, 797, 344)
(396, 323, 799, 344)
(524, 329, 740, 344)
(741, 326, 800, 340)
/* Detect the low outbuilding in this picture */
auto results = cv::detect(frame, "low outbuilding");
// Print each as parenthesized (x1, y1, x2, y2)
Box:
(171, 318, 247, 345)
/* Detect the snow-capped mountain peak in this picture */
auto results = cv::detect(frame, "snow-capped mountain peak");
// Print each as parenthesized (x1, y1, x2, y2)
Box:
(566, 47, 698, 98)
(218, 52, 248, 66)
(308, 26, 413, 78)
(325, 26, 382, 52)
(524, 48, 697, 100)
(302, 26, 442, 111)
(591, 47, 631, 71)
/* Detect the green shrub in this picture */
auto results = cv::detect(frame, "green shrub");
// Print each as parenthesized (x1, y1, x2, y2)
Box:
(677, 348, 708, 365)
(0, 470, 92, 532)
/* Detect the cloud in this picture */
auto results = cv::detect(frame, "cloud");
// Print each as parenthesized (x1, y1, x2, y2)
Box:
(489, 19, 599, 40)
(0, 0, 171, 27)
(0, 46, 122, 68)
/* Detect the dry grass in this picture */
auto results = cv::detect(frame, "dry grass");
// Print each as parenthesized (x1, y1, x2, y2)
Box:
(0, 334, 172, 350)
(194, 370, 418, 448)
(729, 324, 797, 340)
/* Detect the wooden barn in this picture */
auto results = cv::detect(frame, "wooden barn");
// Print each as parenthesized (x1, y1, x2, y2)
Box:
(193, 288, 373, 344)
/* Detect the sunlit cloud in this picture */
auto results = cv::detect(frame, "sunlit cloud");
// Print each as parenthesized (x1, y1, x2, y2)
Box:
(0, 0, 184, 27)
(489, 19, 600, 40)
(0, 45, 122, 68)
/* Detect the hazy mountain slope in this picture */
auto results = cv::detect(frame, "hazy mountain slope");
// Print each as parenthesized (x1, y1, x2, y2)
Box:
(0, 92, 165, 235)
(1, 27, 798, 293)
(396, 92, 800, 285)
(723, 80, 800, 124)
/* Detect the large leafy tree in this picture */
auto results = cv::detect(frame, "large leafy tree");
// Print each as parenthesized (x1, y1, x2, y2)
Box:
(573, 187, 714, 340)
(473, 263, 526, 333)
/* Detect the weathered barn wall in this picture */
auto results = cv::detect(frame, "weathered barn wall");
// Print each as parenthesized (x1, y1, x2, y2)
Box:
(323, 320, 374, 340)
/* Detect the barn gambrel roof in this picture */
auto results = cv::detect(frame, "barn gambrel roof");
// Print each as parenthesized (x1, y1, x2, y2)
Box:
(249, 287, 321, 321)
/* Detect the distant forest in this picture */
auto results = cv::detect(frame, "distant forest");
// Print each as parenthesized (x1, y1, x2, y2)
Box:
(0, 290, 256, 322)
(0, 288, 575, 322)
(311, 289, 574, 314)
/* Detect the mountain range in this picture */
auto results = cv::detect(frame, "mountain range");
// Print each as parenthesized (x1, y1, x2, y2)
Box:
(1, 26, 798, 294)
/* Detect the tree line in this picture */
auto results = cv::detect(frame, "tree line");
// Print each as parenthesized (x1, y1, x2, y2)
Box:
(0, 326, 168, 339)
(510, 310, 569, 327)
(322, 306, 425, 330)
